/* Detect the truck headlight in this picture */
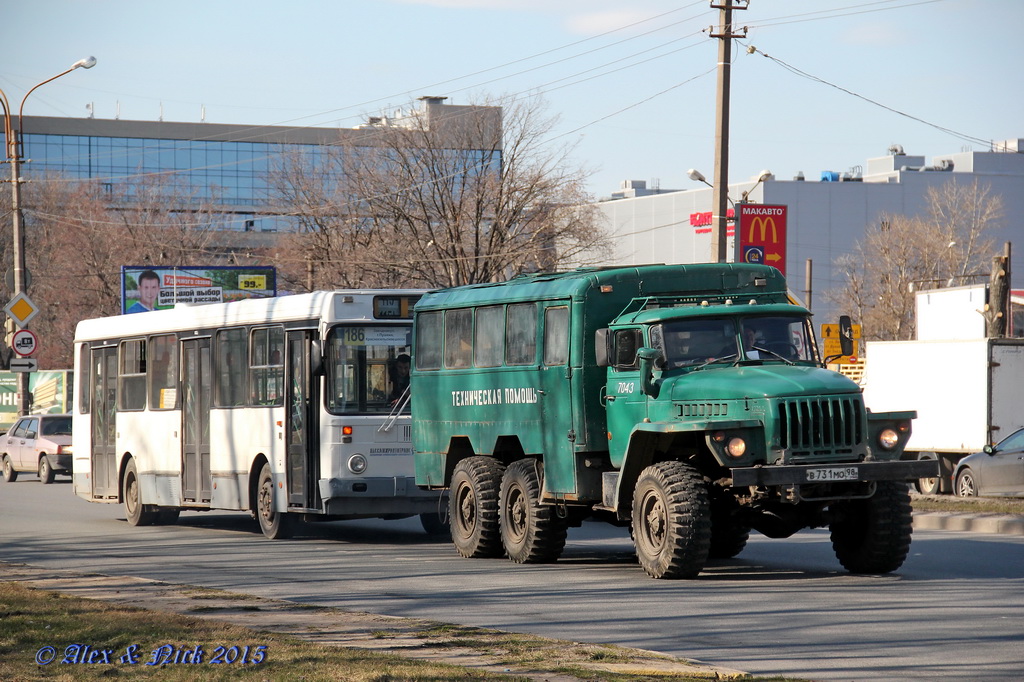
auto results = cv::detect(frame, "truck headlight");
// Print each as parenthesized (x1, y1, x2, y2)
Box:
(726, 437, 747, 458)
(348, 454, 368, 474)
(878, 428, 900, 450)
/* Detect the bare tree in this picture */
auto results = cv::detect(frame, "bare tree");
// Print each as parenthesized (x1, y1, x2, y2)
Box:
(17, 175, 226, 367)
(272, 94, 609, 291)
(828, 180, 1002, 341)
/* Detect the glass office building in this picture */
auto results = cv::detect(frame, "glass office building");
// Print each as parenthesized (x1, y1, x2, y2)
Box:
(19, 97, 502, 234)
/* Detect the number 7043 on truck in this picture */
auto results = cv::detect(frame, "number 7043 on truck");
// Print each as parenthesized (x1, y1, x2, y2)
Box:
(412, 263, 936, 579)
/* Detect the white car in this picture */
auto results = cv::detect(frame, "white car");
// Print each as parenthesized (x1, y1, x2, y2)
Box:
(1, 414, 73, 484)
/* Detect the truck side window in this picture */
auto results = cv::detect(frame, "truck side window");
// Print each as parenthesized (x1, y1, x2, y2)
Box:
(416, 311, 442, 370)
(613, 329, 639, 369)
(444, 309, 473, 369)
(543, 307, 569, 366)
(505, 303, 537, 365)
(474, 306, 504, 368)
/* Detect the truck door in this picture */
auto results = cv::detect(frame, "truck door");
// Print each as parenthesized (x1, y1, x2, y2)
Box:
(538, 304, 576, 494)
(603, 328, 647, 469)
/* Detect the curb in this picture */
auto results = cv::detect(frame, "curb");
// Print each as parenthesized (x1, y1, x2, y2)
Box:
(912, 511, 1024, 536)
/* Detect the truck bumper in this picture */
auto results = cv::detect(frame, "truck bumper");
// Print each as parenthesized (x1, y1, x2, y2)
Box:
(731, 459, 939, 487)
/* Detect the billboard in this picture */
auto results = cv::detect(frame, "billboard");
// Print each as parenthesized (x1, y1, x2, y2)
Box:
(737, 204, 787, 276)
(121, 266, 276, 314)
(0, 370, 73, 430)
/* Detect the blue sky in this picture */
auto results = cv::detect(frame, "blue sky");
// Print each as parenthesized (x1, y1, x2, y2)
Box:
(4, 0, 1022, 198)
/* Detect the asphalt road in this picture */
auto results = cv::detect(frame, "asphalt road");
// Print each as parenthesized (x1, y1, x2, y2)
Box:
(2, 477, 1023, 680)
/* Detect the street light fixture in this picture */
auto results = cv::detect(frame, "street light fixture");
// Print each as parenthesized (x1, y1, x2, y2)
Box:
(740, 169, 774, 202)
(1, 56, 97, 416)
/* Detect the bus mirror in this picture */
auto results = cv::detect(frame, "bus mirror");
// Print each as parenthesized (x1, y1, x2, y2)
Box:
(310, 339, 324, 376)
(595, 329, 611, 367)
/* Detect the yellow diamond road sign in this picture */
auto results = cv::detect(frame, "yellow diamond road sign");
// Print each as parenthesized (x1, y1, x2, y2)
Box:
(4, 292, 39, 328)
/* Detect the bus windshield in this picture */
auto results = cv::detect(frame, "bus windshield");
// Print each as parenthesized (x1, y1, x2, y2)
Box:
(656, 314, 817, 368)
(326, 325, 413, 414)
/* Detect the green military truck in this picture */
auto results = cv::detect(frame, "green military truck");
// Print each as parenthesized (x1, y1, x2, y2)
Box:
(412, 264, 934, 578)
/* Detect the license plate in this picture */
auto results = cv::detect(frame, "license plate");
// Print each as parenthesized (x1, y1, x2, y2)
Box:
(806, 466, 859, 482)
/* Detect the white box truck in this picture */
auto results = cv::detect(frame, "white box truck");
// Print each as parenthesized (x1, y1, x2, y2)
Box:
(862, 338, 1024, 493)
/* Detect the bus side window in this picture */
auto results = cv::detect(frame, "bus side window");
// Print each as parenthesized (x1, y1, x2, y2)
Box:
(149, 334, 178, 410)
(216, 329, 248, 407)
(119, 339, 147, 410)
(249, 327, 284, 406)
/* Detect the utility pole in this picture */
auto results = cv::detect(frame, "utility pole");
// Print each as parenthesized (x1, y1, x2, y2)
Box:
(708, 1, 748, 263)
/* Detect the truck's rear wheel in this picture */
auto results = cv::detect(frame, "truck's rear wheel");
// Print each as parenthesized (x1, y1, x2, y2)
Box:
(449, 456, 505, 558)
(499, 459, 568, 563)
(830, 481, 913, 574)
(632, 461, 711, 579)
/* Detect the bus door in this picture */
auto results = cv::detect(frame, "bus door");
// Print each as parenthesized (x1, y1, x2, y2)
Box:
(286, 330, 319, 509)
(90, 346, 119, 498)
(181, 338, 212, 503)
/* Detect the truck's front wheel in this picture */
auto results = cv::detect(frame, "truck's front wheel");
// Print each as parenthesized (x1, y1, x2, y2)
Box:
(830, 481, 913, 574)
(450, 456, 505, 558)
(499, 459, 567, 563)
(632, 461, 711, 579)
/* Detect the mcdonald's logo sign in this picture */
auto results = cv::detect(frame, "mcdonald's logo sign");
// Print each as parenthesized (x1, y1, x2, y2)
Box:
(738, 204, 787, 275)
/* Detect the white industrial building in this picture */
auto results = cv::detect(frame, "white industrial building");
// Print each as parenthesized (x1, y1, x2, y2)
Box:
(591, 140, 1024, 326)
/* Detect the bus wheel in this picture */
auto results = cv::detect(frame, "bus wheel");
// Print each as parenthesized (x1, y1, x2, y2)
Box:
(449, 456, 505, 558)
(499, 459, 567, 564)
(256, 462, 293, 539)
(123, 459, 158, 526)
(830, 481, 913, 574)
(632, 461, 711, 579)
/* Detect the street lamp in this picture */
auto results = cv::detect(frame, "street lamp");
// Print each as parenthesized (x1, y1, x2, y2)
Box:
(740, 170, 773, 202)
(1, 56, 97, 416)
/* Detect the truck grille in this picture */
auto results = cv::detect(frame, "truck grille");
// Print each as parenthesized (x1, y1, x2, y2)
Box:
(778, 396, 863, 455)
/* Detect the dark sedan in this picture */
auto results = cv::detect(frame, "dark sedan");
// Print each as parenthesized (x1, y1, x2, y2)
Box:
(954, 427, 1024, 497)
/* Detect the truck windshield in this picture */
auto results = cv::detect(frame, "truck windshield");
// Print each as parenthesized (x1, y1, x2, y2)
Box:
(656, 315, 816, 368)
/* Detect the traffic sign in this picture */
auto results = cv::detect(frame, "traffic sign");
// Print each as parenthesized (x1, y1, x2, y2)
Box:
(9, 357, 38, 373)
(4, 292, 39, 327)
(12, 329, 38, 357)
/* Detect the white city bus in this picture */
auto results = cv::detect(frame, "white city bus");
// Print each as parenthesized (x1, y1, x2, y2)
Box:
(72, 290, 446, 538)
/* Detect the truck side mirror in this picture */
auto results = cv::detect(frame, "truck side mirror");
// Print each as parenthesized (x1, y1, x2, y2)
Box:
(595, 329, 611, 367)
(838, 315, 854, 357)
(637, 347, 663, 398)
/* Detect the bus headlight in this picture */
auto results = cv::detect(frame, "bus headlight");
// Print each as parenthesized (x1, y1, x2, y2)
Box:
(877, 428, 900, 450)
(726, 437, 747, 458)
(348, 454, 368, 474)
